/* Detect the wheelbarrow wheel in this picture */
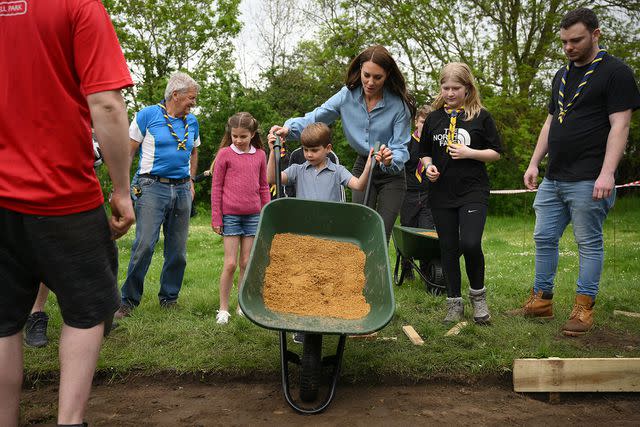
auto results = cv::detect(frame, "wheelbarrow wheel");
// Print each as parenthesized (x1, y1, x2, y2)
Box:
(425, 259, 446, 295)
(300, 333, 323, 402)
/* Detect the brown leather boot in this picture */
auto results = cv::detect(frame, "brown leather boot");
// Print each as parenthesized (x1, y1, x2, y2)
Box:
(562, 294, 595, 336)
(506, 289, 554, 320)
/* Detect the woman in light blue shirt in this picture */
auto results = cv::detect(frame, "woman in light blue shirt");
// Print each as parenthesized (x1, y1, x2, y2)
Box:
(270, 45, 416, 241)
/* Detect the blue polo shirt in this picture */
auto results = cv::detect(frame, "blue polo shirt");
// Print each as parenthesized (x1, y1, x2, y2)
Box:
(129, 104, 201, 179)
(283, 158, 352, 202)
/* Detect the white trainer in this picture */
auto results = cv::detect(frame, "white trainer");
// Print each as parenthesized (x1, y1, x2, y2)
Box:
(236, 306, 244, 317)
(216, 310, 230, 324)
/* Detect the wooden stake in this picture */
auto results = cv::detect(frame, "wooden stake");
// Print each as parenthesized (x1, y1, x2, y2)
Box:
(548, 392, 561, 404)
(444, 321, 468, 336)
(348, 332, 378, 340)
(402, 325, 424, 346)
(613, 310, 640, 319)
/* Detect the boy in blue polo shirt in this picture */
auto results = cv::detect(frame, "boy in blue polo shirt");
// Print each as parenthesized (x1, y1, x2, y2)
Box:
(267, 123, 373, 200)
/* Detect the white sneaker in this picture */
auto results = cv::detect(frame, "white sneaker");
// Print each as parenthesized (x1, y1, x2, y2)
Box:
(216, 310, 230, 324)
(236, 306, 244, 317)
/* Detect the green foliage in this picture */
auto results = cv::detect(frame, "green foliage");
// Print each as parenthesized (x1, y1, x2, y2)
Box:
(96, 1, 639, 214)
(104, 0, 242, 107)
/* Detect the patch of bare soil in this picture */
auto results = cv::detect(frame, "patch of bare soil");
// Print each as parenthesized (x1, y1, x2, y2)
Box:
(557, 326, 640, 352)
(21, 375, 640, 426)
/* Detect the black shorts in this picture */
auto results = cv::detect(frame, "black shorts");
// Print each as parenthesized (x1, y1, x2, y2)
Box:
(0, 206, 120, 336)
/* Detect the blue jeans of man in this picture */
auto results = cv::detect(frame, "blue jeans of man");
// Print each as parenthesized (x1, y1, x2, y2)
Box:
(532, 178, 615, 298)
(121, 177, 192, 306)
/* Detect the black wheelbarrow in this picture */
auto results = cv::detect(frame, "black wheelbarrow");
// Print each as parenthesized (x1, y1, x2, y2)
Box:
(391, 225, 446, 294)
(239, 198, 394, 414)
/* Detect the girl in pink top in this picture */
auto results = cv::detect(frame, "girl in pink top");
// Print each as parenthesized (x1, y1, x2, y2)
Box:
(211, 112, 270, 324)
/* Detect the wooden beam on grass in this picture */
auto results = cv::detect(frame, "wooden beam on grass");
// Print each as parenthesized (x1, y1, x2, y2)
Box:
(513, 358, 640, 392)
(402, 325, 424, 346)
(348, 332, 378, 340)
(444, 321, 468, 336)
(613, 310, 640, 319)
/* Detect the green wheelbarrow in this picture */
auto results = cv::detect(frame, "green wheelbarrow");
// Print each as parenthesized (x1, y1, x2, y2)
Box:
(239, 197, 394, 414)
(391, 225, 446, 294)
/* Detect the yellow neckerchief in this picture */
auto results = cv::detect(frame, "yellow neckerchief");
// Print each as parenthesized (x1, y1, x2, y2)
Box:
(412, 132, 425, 183)
(444, 104, 464, 153)
(157, 101, 188, 150)
(557, 49, 607, 123)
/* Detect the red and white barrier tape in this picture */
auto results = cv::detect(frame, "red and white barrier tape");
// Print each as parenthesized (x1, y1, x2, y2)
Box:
(490, 180, 640, 195)
(616, 180, 640, 189)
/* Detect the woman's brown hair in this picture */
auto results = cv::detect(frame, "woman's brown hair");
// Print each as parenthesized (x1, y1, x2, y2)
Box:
(345, 45, 416, 118)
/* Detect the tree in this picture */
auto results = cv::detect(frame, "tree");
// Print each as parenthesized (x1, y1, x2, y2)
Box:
(102, 0, 243, 205)
(104, 0, 242, 108)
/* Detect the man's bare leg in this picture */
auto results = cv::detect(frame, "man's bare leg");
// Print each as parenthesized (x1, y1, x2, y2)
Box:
(57, 322, 104, 425)
(0, 333, 23, 427)
(30, 283, 49, 314)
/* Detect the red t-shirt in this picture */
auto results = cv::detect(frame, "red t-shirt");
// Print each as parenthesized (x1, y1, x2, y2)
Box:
(0, 0, 133, 215)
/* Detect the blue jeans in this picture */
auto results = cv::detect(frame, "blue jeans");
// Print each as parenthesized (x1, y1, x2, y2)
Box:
(121, 177, 192, 306)
(532, 178, 615, 298)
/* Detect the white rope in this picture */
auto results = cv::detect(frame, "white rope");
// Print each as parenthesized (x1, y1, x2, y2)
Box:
(490, 180, 640, 194)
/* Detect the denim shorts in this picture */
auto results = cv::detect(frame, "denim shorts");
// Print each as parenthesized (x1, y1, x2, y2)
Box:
(222, 214, 260, 236)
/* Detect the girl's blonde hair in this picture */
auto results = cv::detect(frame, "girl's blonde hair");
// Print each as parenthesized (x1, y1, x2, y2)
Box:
(210, 112, 263, 172)
(432, 62, 483, 120)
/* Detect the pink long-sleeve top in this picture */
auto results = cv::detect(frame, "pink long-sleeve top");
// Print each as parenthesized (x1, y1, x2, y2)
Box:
(210, 145, 270, 227)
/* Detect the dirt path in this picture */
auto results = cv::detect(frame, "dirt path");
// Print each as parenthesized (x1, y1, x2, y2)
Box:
(22, 376, 640, 426)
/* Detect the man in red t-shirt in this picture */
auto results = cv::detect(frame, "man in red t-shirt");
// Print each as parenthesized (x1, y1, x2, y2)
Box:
(0, 1, 135, 425)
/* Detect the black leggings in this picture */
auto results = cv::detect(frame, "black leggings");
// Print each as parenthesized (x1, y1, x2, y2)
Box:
(431, 203, 487, 297)
(351, 155, 406, 242)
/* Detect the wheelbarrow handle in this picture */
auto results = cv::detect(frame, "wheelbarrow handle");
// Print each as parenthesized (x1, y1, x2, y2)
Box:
(362, 141, 380, 207)
(272, 133, 283, 199)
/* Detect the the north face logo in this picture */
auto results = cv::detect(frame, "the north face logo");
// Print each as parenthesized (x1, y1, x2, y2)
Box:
(0, 1, 27, 16)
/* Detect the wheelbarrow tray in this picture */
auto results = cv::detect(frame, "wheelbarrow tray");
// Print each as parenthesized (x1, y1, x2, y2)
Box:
(392, 225, 440, 260)
(239, 198, 394, 335)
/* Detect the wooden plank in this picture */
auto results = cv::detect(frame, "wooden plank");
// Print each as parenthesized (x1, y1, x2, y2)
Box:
(402, 325, 424, 346)
(513, 358, 640, 392)
(348, 332, 378, 340)
(613, 310, 640, 319)
(444, 321, 468, 337)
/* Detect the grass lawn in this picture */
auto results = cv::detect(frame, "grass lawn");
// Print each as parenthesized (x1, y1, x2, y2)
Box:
(24, 195, 640, 382)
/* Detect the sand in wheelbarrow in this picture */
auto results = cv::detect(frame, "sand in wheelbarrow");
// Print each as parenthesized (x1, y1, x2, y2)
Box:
(263, 233, 370, 319)
(419, 231, 438, 238)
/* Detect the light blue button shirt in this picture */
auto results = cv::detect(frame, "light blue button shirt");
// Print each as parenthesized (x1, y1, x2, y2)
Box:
(284, 86, 410, 174)
(283, 158, 352, 202)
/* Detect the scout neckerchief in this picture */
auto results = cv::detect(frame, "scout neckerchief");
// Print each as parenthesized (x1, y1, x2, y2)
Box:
(270, 145, 287, 196)
(444, 105, 464, 153)
(157, 101, 188, 150)
(557, 49, 606, 123)
(413, 133, 426, 183)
